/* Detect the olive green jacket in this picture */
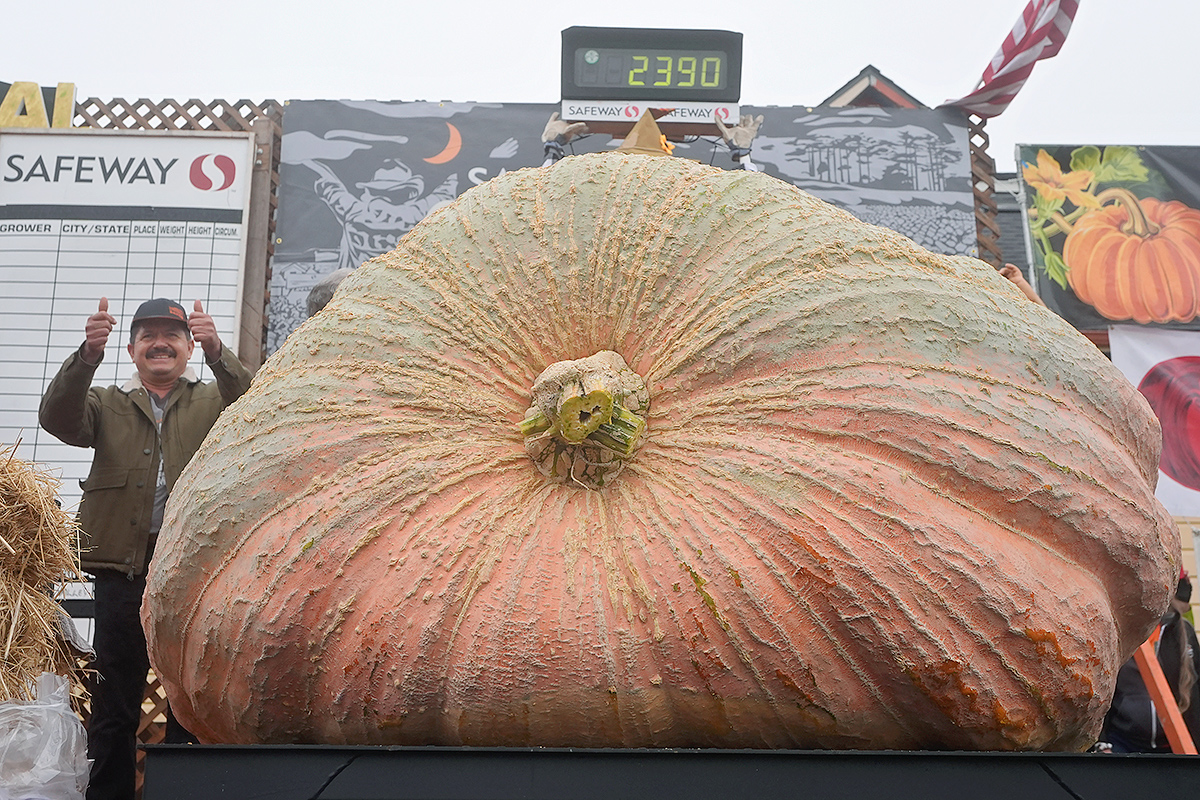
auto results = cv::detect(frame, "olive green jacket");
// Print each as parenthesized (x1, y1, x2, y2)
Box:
(39, 344, 253, 575)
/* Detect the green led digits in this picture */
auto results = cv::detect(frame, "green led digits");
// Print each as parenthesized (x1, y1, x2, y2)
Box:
(626, 54, 720, 87)
(653, 56, 672, 87)
(628, 54, 720, 87)
(580, 48, 727, 91)
(629, 56, 648, 86)
(678, 57, 696, 87)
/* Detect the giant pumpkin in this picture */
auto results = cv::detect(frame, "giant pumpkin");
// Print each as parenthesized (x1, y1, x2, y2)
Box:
(143, 153, 1179, 751)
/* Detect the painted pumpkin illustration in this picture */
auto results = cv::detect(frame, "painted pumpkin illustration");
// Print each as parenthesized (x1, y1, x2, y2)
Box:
(1064, 190, 1200, 323)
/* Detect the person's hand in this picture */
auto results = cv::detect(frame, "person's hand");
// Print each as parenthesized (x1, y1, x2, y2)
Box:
(999, 263, 1047, 306)
(188, 300, 224, 361)
(541, 112, 588, 145)
(82, 297, 116, 364)
(714, 113, 764, 150)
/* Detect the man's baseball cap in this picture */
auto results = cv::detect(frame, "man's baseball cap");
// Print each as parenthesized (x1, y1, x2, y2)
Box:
(130, 298, 188, 332)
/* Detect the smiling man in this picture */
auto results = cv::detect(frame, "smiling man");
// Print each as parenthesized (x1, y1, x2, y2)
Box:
(39, 297, 252, 800)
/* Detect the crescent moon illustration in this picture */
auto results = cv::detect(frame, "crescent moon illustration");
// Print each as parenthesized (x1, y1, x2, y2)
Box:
(424, 123, 462, 164)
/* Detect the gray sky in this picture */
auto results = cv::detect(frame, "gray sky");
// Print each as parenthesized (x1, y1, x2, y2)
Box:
(6, 0, 1197, 173)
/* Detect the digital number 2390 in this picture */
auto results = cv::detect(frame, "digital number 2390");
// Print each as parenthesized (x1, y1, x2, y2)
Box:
(628, 56, 720, 88)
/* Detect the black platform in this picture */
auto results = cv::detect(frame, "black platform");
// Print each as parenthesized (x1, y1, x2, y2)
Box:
(143, 745, 1200, 800)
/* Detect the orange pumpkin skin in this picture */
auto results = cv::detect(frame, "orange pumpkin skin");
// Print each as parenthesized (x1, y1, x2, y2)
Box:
(143, 153, 1179, 752)
(1064, 197, 1200, 323)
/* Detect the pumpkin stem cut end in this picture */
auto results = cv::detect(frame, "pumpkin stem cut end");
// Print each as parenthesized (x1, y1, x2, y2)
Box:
(521, 351, 650, 489)
(557, 382, 615, 442)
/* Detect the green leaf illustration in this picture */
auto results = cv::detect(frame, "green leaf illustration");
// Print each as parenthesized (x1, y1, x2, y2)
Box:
(1042, 251, 1070, 290)
(1070, 146, 1102, 174)
(1094, 146, 1149, 184)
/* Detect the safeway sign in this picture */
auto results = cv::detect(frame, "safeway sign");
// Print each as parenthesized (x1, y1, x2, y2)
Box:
(561, 100, 738, 125)
(1, 128, 252, 211)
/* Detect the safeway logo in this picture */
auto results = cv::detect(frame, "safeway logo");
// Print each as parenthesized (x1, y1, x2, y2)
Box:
(623, 105, 640, 118)
(715, 107, 732, 121)
(189, 154, 236, 191)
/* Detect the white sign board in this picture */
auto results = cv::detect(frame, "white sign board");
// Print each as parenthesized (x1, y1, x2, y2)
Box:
(0, 128, 254, 513)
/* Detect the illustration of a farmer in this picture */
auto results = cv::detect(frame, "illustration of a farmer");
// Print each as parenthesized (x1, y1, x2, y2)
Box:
(301, 158, 457, 270)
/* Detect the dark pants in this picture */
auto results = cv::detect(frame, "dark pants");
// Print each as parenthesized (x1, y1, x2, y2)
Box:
(86, 570, 195, 800)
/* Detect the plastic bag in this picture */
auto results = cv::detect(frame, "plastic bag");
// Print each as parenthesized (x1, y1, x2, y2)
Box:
(0, 672, 89, 800)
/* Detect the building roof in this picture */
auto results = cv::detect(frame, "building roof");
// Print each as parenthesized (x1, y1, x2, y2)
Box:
(820, 65, 927, 109)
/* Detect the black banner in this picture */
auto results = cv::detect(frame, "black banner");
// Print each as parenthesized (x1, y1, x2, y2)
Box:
(268, 101, 976, 351)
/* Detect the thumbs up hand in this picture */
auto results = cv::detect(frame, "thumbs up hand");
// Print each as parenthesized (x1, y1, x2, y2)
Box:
(82, 297, 116, 364)
(188, 299, 224, 361)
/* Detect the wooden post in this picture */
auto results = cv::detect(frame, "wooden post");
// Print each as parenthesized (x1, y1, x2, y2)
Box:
(238, 117, 275, 372)
(1133, 631, 1198, 754)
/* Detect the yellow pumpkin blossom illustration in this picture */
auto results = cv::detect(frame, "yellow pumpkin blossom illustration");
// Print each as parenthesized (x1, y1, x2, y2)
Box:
(1023, 149, 1100, 209)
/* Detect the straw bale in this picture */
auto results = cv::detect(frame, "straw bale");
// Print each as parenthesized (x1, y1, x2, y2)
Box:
(0, 442, 88, 704)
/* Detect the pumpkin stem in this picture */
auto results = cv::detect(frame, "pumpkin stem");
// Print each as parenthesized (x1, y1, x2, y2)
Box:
(589, 405, 647, 458)
(1096, 187, 1160, 237)
(521, 351, 649, 489)
(518, 410, 553, 437)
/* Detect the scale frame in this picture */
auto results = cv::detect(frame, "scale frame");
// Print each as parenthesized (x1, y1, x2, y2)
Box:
(560, 26, 743, 137)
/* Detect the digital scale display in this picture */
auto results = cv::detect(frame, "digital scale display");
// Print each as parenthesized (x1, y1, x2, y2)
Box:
(561, 27, 742, 103)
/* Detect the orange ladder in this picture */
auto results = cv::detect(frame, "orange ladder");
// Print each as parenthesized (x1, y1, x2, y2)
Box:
(1133, 626, 1197, 754)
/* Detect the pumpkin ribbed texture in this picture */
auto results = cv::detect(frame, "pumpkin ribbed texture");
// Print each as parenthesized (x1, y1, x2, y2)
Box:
(143, 153, 1178, 751)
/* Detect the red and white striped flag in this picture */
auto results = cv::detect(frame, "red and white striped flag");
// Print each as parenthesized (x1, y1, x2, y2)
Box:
(940, 0, 1080, 118)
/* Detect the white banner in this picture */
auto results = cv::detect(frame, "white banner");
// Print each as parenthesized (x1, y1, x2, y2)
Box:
(0, 128, 254, 512)
(1109, 325, 1200, 516)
